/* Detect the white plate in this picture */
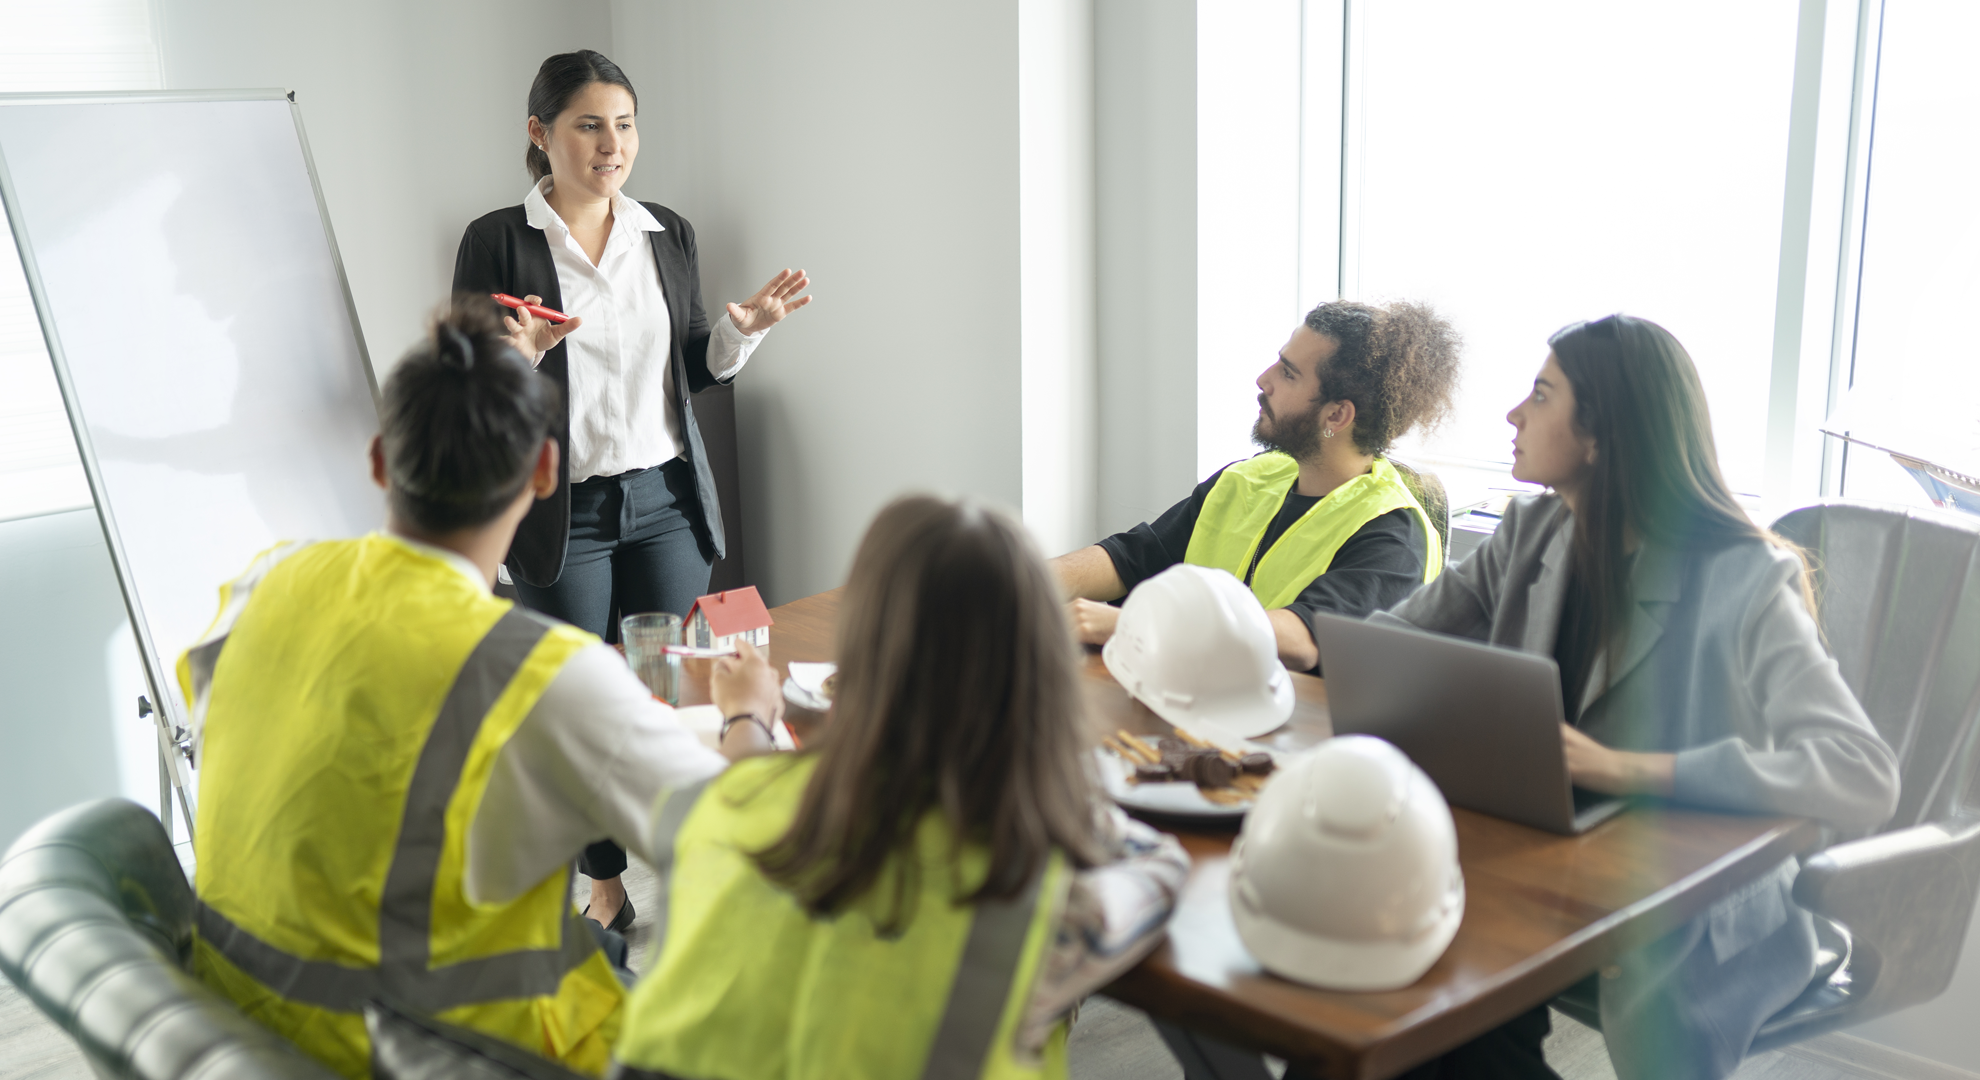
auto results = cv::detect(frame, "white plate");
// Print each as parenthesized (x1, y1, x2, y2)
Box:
(1095, 745, 1271, 820)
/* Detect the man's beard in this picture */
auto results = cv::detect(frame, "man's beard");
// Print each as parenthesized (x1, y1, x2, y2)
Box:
(1252, 393, 1326, 459)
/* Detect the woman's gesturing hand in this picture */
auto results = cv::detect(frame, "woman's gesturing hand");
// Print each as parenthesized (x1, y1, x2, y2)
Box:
(502, 294, 582, 366)
(726, 269, 813, 335)
(1561, 723, 1675, 796)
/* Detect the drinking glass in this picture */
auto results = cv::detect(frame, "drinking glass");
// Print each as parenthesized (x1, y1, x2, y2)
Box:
(621, 612, 683, 704)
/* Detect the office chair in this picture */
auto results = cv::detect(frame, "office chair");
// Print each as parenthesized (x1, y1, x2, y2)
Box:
(1554, 501, 1980, 1052)
(1386, 456, 1450, 571)
(0, 798, 340, 1079)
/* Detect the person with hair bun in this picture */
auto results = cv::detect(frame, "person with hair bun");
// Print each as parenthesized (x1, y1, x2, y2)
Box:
(1054, 299, 1462, 672)
(177, 300, 784, 1077)
(452, 48, 813, 932)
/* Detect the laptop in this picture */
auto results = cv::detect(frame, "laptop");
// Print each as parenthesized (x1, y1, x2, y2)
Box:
(1309, 612, 1628, 835)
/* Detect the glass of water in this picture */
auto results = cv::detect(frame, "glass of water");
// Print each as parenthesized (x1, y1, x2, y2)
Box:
(621, 612, 683, 704)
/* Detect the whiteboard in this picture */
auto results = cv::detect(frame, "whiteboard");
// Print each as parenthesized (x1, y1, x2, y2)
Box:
(0, 91, 382, 793)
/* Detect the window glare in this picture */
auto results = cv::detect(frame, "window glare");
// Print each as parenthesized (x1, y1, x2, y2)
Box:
(1837, 1, 1980, 509)
(1352, 0, 1800, 495)
(0, 0, 162, 521)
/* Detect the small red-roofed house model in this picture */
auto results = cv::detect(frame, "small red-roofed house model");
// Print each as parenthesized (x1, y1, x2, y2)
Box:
(685, 586, 774, 651)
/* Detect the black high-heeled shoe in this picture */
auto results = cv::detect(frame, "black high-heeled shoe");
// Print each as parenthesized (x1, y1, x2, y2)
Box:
(582, 895, 636, 934)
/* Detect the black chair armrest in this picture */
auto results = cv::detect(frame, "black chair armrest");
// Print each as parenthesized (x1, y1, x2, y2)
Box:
(1792, 819, 1980, 1017)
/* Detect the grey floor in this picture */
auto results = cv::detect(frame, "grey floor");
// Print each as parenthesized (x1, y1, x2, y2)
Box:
(0, 855, 1933, 1080)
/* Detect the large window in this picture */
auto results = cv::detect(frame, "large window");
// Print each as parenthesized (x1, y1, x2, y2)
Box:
(1233, 0, 1927, 518)
(1831, 0, 1980, 510)
(1346, 1, 1800, 498)
(0, 0, 162, 521)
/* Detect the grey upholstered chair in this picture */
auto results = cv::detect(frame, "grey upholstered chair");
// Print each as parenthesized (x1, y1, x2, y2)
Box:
(1555, 501, 1980, 1051)
(1747, 500, 1980, 1049)
(1386, 456, 1451, 571)
(0, 798, 339, 1079)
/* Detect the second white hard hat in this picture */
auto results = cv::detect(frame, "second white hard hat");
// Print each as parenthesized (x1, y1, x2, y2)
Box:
(1102, 564, 1295, 740)
(1229, 735, 1464, 991)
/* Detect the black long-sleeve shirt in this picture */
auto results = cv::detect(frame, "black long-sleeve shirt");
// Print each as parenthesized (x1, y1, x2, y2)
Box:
(1096, 466, 1427, 672)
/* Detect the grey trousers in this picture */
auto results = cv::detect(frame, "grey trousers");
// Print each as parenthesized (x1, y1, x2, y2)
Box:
(514, 458, 713, 882)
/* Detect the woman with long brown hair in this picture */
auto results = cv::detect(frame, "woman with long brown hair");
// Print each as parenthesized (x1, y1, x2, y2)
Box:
(611, 496, 1188, 1080)
(1361, 314, 1900, 1079)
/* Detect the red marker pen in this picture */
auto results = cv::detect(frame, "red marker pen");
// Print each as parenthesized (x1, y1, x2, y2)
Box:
(491, 293, 571, 323)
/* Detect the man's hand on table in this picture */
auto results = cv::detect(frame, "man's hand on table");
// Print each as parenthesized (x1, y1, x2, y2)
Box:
(1067, 598, 1120, 646)
(712, 640, 783, 761)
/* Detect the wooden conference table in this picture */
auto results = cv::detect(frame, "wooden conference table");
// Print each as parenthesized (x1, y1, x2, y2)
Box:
(737, 588, 1821, 1080)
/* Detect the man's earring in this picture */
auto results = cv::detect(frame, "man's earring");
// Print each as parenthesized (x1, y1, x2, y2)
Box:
(1323, 428, 1335, 439)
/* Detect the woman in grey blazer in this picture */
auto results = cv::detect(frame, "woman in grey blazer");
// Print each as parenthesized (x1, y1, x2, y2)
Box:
(1372, 315, 1900, 1080)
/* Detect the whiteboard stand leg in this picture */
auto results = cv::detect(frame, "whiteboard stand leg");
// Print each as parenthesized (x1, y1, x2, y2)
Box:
(141, 694, 196, 846)
(158, 741, 173, 845)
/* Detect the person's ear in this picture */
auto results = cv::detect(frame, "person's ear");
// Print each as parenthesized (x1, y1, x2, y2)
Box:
(532, 437, 559, 499)
(1324, 399, 1357, 440)
(369, 435, 388, 491)
(527, 116, 548, 152)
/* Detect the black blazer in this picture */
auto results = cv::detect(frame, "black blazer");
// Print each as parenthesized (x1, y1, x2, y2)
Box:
(452, 201, 729, 587)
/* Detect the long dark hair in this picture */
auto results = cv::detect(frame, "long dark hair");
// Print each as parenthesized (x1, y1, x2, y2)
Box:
(381, 296, 559, 533)
(525, 50, 637, 181)
(1548, 314, 1814, 677)
(754, 496, 1103, 931)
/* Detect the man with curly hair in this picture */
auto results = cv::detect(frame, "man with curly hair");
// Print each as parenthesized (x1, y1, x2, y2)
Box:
(1053, 300, 1462, 672)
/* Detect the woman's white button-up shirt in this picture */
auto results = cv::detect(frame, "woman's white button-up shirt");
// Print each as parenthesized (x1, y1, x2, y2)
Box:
(523, 177, 765, 484)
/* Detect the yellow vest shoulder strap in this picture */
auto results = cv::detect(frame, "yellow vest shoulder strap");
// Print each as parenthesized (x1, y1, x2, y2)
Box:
(1183, 455, 1440, 610)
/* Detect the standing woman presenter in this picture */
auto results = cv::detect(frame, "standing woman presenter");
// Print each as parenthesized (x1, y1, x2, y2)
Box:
(453, 49, 811, 932)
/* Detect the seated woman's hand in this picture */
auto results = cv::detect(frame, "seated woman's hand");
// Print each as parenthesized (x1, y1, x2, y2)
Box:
(1067, 598, 1120, 646)
(711, 640, 784, 729)
(1561, 723, 1674, 796)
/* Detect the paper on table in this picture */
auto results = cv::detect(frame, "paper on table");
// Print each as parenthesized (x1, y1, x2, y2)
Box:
(675, 703, 797, 752)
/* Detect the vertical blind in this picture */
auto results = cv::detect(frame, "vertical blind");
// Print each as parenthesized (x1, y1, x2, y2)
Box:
(0, 0, 162, 521)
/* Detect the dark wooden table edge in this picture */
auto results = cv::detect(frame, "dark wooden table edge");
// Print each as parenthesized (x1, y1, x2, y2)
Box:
(1101, 814, 1824, 1080)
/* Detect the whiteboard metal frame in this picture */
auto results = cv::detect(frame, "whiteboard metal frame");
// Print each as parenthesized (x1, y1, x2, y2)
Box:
(0, 88, 379, 840)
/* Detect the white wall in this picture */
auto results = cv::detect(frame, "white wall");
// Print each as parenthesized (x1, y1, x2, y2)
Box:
(1093, 0, 1199, 537)
(156, 0, 615, 376)
(0, 510, 153, 848)
(1195, 0, 1302, 480)
(609, 0, 1023, 604)
(1018, 0, 1098, 557)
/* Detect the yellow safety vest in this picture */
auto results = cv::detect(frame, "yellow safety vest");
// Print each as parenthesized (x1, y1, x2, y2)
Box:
(1183, 453, 1440, 610)
(615, 756, 1071, 1080)
(177, 534, 625, 1078)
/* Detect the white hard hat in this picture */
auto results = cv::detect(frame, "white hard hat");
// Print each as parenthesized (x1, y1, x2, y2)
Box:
(1102, 564, 1294, 740)
(1229, 735, 1463, 991)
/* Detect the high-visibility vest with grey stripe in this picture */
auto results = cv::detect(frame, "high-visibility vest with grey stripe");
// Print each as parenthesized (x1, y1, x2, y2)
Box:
(1184, 453, 1440, 610)
(179, 535, 625, 1078)
(613, 755, 1073, 1080)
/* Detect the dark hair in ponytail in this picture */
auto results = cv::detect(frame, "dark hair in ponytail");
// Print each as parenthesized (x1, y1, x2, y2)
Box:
(380, 296, 561, 533)
(525, 49, 638, 181)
